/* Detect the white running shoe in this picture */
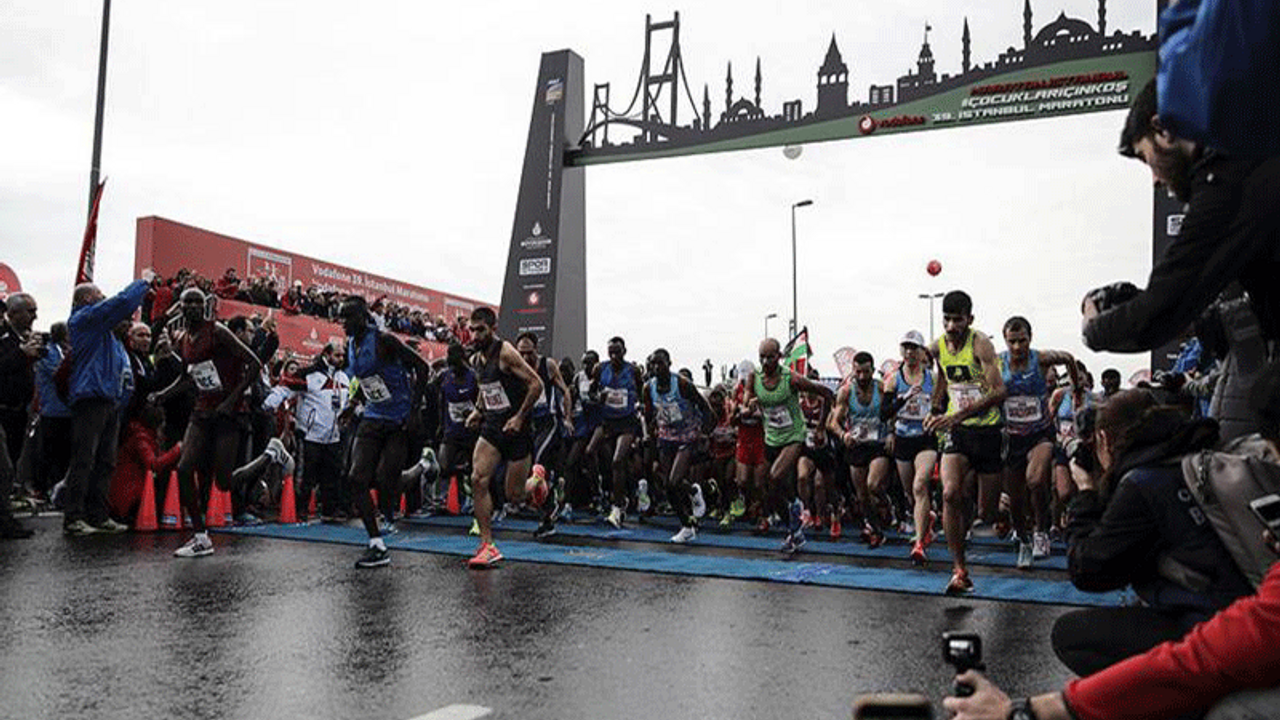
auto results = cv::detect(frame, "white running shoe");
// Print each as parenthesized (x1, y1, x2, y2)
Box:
(1032, 531, 1051, 559)
(636, 479, 651, 513)
(691, 484, 706, 519)
(670, 525, 697, 544)
(607, 505, 624, 529)
(174, 535, 214, 558)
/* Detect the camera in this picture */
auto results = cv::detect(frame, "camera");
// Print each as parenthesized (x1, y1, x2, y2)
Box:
(1084, 281, 1140, 314)
(942, 632, 984, 697)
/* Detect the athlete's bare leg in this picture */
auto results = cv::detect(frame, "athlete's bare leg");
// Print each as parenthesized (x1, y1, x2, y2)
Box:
(941, 453, 974, 572)
(471, 438, 501, 545)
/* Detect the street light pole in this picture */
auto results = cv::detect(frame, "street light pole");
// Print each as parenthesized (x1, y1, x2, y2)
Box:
(918, 292, 945, 341)
(790, 199, 813, 339)
(764, 312, 778, 338)
(88, 0, 112, 218)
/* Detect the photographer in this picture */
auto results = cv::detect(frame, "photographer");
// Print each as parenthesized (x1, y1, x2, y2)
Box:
(1081, 79, 1280, 442)
(0, 293, 40, 539)
(943, 529, 1280, 720)
(1053, 390, 1253, 676)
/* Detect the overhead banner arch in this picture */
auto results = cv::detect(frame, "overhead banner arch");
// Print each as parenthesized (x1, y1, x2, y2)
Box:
(500, 1, 1176, 368)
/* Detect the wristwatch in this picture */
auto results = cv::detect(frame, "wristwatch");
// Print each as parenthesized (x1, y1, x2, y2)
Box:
(1008, 698, 1038, 720)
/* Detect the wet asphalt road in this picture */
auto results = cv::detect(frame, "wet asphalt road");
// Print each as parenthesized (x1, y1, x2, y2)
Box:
(1, 517, 1076, 720)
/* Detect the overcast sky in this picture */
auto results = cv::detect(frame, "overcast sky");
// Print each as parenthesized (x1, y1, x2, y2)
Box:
(3, 0, 1159, 381)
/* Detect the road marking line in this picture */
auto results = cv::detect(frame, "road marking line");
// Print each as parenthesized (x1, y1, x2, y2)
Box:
(408, 704, 493, 720)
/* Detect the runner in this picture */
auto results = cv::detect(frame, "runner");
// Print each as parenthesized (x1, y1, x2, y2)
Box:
(828, 352, 890, 548)
(562, 350, 601, 522)
(150, 288, 262, 559)
(705, 384, 739, 527)
(641, 348, 714, 543)
(588, 337, 643, 529)
(999, 316, 1082, 567)
(339, 294, 430, 568)
(797, 367, 837, 537)
(1050, 362, 1093, 531)
(881, 330, 939, 564)
(731, 362, 768, 531)
(436, 342, 479, 512)
(515, 332, 574, 538)
(923, 290, 1008, 595)
(743, 338, 835, 554)
(464, 307, 542, 567)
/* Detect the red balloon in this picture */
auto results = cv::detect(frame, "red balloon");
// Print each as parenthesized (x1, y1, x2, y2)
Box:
(927, 259, 942, 276)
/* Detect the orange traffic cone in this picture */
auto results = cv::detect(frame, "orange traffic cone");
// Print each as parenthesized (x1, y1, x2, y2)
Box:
(307, 489, 317, 520)
(161, 470, 183, 530)
(205, 485, 226, 528)
(220, 487, 234, 526)
(279, 474, 298, 523)
(134, 470, 159, 532)
(399, 492, 407, 517)
(445, 475, 461, 516)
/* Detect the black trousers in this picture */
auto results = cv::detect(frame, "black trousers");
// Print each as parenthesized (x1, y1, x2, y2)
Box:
(303, 440, 344, 516)
(63, 398, 122, 525)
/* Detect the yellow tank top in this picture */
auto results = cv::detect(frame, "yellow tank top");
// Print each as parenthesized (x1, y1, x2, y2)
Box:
(936, 329, 1002, 428)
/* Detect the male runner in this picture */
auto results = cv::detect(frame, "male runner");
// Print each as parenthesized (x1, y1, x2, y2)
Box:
(562, 350, 601, 521)
(881, 330, 939, 564)
(923, 290, 1007, 594)
(1050, 363, 1093, 530)
(150, 288, 261, 558)
(340, 295, 430, 568)
(589, 337, 643, 529)
(1000, 316, 1082, 567)
(731, 362, 768, 530)
(436, 342, 479, 511)
(797, 367, 837, 537)
(464, 307, 542, 567)
(641, 348, 714, 543)
(828, 352, 890, 548)
(515, 332, 573, 538)
(743, 338, 834, 554)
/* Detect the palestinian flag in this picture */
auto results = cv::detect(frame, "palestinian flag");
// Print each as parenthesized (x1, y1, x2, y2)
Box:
(783, 326, 811, 376)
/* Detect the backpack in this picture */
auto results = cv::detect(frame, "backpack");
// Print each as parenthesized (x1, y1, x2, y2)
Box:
(1180, 439, 1280, 588)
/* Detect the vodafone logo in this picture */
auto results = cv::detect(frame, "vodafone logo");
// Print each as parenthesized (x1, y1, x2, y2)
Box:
(858, 115, 877, 135)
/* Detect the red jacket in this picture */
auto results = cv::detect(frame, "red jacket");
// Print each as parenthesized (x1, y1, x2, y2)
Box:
(109, 421, 182, 520)
(1065, 561, 1280, 720)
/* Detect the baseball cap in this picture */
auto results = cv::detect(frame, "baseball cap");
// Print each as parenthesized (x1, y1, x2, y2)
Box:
(899, 330, 926, 348)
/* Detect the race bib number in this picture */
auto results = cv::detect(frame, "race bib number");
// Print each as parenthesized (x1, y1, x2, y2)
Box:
(189, 360, 223, 393)
(604, 388, 629, 410)
(480, 381, 512, 412)
(900, 392, 930, 421)
(447, 401, 473, 424)
(361, 375, 391, 404)
(763, 405, 793, 431)
(950, 383, 983, 412)
(1004, 396, 1043, 424)
(849, 420, 880, 443)
(656, 402, 684, 426)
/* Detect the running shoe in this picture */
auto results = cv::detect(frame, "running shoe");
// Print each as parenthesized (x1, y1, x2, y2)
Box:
(719, 511, 733, 528)
(235, 512, 263, 526)
(606, 505, 624, 529)
(1032, 531, 1051, 559)
(636, 479, 651, 513)
(866, 529, 886, 549)
(910, 540, 928, 566)
(467, 542, 503, 568)
(944, 568, 974, 595)
(533, 518, 557, 539)
(1017, 542, 1033, 569)
(468, 519, 480, 536)
(860, 521, 875, 544)
(829, 512, 842, 540)
(729, 497, 746, 519)
(789, 498, 804, 534)
(781, 529, 806, 555)
(93, 518, 129, 534)
(670, 525, 697, 544)
(355, 545, 391, 569)
(690, 484, 706, 519)
(174, 535, 214, 558)
(63, 519, 101, 537)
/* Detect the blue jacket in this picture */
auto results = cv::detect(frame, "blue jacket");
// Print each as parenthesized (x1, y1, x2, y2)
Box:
(35, 344, 71, 418)
(68, 279, 149, 404)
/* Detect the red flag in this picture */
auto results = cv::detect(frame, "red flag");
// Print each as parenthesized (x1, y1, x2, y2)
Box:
(76, 179, 106, 285)
(783, 326, 811, 377)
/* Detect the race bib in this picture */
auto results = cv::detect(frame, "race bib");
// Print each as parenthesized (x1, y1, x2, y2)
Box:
(656, 402, 684, 426)
(950, 383, 983, 412)
(189, 360, 223, 393)
(447, 401, 473, 424)
(763, 405, 793, 431)
(480, 381, 512, 412)
(361, 375, 391, 404)
(849, 420, 881, 443)
(604, 388, 629, 410)
(1004, 396, 1043, 424)
(900, 392, 930, 421)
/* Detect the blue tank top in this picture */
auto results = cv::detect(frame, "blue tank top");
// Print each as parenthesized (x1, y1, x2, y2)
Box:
(441, 368, 478, 440)
(893, 366, 934, 438)
(845, 382, 886, 445)
(600, 362, 638, 420)
(347, 326, 413, 424)
(1000, 349, 1051, 436)
(648, 374, 697, 442)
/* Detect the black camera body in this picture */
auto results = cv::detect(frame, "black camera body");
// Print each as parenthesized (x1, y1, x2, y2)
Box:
(1084, 281, 1141, 314)
(942, 632, 984, 697)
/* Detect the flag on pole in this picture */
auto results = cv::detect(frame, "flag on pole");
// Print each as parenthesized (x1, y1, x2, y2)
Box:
(76, 179, 106, 285)
(783, 326, 811, 376)
(832, 346, 857, 379)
